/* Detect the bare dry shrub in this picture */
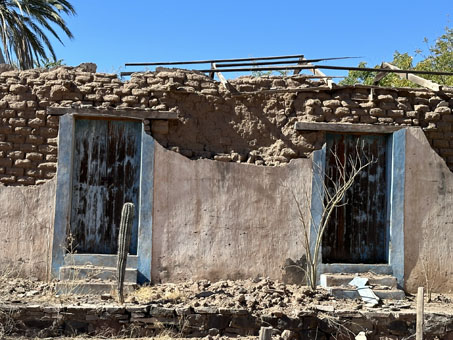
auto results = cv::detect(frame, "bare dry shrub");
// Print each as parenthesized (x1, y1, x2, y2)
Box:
(290, 141, 375, 290)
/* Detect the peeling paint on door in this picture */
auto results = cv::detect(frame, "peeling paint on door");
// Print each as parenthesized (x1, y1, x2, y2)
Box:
(70, 119, 142, 254)
(322, 134, 388, 264)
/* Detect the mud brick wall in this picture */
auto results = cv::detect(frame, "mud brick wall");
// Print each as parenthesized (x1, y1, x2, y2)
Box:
(0, 64, 452, 186)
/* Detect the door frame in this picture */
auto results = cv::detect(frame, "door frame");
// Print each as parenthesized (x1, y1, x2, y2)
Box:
(51, 113, 154, 283)
(309, 129, 406, 286)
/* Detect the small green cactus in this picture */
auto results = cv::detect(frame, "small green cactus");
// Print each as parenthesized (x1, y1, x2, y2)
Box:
(117, 202, 134, 304)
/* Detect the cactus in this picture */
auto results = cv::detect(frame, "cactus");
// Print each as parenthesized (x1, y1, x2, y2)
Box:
(117, 202, 134, 304)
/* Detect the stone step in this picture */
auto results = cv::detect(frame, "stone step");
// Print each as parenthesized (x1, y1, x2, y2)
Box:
(59, 265, 137, 283)
(64, 254, 138, 268)
(329, 287, 406, 301)
(320, 273, 398, 289)
(55, 281, 137, 295)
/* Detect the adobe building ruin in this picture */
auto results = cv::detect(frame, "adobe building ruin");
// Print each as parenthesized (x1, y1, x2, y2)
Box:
(0, 64, 452, 293)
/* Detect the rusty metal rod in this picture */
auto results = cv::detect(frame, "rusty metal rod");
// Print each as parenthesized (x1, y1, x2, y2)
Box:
(215, 56, 361, 68)
(122, 64, 453, 77)
(120, 71, 345, 78)
(194, 64, 453, 76)
(125, 54, 305, 66)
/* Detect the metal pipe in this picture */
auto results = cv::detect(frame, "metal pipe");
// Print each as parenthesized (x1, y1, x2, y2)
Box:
(125, 54, 305, 66)
(194, 64, 453, 76)
(215, 56, 361, 68)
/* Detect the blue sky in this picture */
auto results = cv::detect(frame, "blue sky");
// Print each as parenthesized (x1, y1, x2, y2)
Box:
(50, 1, 452, 79)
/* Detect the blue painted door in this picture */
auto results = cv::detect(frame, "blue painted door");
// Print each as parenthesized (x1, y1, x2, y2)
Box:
(70, 119, 142, 254)
(322, 134, 388, 264)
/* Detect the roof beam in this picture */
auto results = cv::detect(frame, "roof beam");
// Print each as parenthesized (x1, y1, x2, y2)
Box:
(300, 57, 333, 88)
(47, 107, 179, 120)
(211, 63, 239, 94)
(373, 62, 443, 92)
(294, 121, 402, 134)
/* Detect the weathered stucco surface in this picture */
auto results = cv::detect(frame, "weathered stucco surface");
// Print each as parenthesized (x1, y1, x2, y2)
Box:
(405, 127, 453, 293)
(0, 178, 55, 280)
(151, 142, 312, 283)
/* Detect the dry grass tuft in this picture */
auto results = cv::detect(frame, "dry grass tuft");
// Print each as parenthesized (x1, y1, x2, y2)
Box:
(130, 284, 187, 304)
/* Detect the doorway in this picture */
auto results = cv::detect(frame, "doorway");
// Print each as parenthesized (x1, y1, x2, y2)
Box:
(52, 112, 155, 283)
(321, 133, 388, 264)
(69, 118, 142, 254)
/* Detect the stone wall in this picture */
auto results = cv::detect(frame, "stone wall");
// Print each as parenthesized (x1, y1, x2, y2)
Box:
(0, 64, 452, 186)
(2, 302, 452, 339)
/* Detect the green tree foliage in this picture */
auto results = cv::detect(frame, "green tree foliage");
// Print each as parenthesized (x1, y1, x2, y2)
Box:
(340, 26, 453, 87)
(0, 0, 76, 70)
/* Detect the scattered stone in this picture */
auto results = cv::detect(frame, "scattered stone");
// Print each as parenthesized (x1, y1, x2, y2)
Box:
(101, 293, 113, 300)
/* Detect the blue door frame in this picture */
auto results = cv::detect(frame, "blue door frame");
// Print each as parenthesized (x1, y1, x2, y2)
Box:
(51, 113, 154, 283)
(309, 129, 406, 286)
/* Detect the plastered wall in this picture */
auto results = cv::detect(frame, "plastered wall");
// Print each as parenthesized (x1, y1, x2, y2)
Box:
(404, 128, 453, 293)
(151, 143, 312, 283)
(0, 178, 56, 280)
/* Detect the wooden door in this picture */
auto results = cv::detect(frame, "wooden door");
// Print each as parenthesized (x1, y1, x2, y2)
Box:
(322, 134, 388, 264)
(70, 119, 142, 254)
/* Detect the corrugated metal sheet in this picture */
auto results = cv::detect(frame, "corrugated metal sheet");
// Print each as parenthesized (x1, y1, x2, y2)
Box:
(322, 134, 388, 264)
(70, 119, 141, 254)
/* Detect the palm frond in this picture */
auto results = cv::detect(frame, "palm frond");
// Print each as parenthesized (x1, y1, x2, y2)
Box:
(0, 0, 75, 69)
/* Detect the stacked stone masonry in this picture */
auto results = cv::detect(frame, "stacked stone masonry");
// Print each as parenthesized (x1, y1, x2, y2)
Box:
(2, 303, 453, 339)
(0, 64, 452, 186)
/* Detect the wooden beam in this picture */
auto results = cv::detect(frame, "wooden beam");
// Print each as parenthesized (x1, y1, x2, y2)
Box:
(416, 287, 424, 340)
(47, 107, 179, 120)
(294, 121, 402, 134)
(209, 62, 215, 79)
(301, 57, 333, 88)
(212, 63, 239, 94)
(380, 62, 442, 92)
(372, 70, 388, 85)
(232, 86, 332, 97)
(293, 56, 305, 75)
(259, 327, 273, 340)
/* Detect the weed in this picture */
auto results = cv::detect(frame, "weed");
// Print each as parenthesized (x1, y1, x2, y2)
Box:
(131, 284, 187, 304)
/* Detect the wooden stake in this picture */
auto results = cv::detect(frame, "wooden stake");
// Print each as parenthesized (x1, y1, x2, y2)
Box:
(259, 326, 273, 340)
(416, 287, 424, 340)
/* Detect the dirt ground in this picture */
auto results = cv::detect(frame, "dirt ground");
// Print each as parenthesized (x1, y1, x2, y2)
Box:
(1, 275, 452, 316)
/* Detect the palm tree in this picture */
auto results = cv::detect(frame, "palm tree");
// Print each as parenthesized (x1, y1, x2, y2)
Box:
(0, 0, 76, 69)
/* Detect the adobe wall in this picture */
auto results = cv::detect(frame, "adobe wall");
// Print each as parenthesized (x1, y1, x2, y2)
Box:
(0, 178, 55, 280)
(404, 127, 453, 292)
(0, 65, 452, 292)
(151, 143, 312, 283)
(0, 65, 452, 187)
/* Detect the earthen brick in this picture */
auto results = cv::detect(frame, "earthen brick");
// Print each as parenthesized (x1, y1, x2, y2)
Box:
(14, 159, 33, 168)
(7, 151, 24, 159)
(26, 152, 43, 161)
(7, 135, 25, 144)
(6, 167, 24, 176)
(9, 117, 27, 126)
(0, 158, 12, 167)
